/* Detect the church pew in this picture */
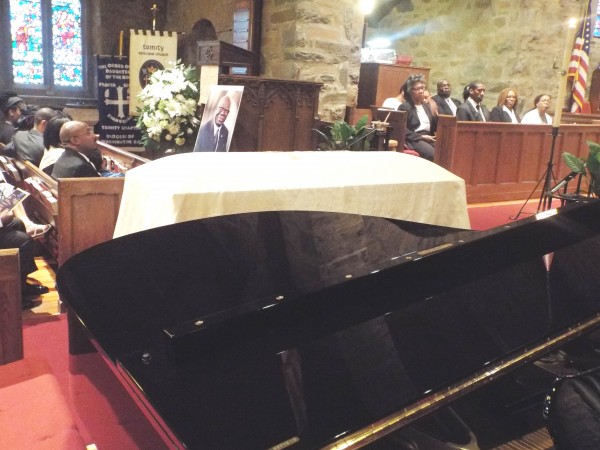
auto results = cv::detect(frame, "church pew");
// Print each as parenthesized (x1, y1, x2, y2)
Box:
(0, 249, 22, 366)
(8, 142, 149, 264)
(561, 111, 600, 124)
(434, 115, 600, 203)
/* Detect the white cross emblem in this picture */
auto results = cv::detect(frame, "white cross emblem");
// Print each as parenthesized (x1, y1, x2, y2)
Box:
(104, 86, 129, 118)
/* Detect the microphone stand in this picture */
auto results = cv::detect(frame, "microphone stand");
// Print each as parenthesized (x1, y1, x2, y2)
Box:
(511, 127, 559, 220)
(341, 126, 380, 151)
(539, 126, 560, 211)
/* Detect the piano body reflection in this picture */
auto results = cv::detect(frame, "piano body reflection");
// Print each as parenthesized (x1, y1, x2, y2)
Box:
(57, 200, 600, 449)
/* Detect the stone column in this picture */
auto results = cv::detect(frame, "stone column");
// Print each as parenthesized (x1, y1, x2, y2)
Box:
(262, 0, 364, 122)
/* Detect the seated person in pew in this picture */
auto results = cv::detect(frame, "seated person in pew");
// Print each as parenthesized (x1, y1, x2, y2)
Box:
(430, 80, 461, 116)
(521, 94, 552, 124)
(39, 114, 70, 175)
(457, 81, 491, 122)
(0, 209, 49, 309)
(52, 121, 101, 178)
(0, 171, 50, 239)
(398, 74, 437, 161)
(4, 107, 59, 165)
(489, 87, 521, 123)
(382, 89, 405, 110)
(0, 91, 26, 146)
(424, 89, 438, 117)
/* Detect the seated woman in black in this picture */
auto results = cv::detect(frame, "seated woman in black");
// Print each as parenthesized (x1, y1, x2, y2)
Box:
(489, 87, 520, 123)
(398, 74, 436, 161)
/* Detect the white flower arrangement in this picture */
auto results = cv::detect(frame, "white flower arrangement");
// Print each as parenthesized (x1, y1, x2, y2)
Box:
(136, 61, 200, 151)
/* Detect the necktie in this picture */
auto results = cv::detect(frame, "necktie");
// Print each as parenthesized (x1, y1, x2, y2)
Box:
(476, 105, 484, 122)
(214, 129, 220, 151)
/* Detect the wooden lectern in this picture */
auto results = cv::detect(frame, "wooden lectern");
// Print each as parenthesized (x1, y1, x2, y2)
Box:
(194, 41, 323, 152)
(197, 40, 257, 76)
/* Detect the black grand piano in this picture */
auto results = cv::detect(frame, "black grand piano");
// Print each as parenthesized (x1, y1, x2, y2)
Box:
(57, 200, 600, 449)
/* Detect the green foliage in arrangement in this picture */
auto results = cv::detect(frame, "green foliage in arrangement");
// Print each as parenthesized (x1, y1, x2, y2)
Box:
(563, 140, 600, 196)
(314, 115, 373, 151)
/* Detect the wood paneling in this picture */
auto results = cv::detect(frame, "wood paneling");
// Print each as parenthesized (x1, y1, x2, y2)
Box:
(57, 178, 124, 267)
(0, 249, 22, 365)
(219, 75, 323, 151)
(435, 115, 600, 203)
(357, 63, 430, 108)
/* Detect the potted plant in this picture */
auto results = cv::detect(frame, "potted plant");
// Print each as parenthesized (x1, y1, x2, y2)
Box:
(314, 115, 374, 151)
(562, 140, 600, 197)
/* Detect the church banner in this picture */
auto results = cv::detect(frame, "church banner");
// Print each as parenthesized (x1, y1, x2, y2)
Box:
(128, 29, 178, 114)
(96, 55, 142, 147)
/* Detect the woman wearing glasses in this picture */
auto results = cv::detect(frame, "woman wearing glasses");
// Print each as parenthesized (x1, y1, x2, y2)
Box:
(521, 94, 552, 124)
(398, 74, 436, 161)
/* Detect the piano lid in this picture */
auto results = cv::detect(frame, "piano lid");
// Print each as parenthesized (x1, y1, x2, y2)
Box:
(57, 200, 600, 449)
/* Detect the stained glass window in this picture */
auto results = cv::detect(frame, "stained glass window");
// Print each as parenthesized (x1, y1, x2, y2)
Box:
(8, 0, 82, 87)
(52, 0, 82, 86)
(10, 0, 44, 84)
(595, 1, 600, 38)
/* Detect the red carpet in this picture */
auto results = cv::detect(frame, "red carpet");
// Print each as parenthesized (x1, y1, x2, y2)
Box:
(23, 315, 168, 449)
(468, 200, 539, 230)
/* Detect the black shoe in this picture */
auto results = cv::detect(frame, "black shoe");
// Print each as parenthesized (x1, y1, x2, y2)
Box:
(21, 298, 36, 310)
(22, 283, 49, 297)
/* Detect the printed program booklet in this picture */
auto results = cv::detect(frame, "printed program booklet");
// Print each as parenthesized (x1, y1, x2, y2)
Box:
(0, 182, 29, 213)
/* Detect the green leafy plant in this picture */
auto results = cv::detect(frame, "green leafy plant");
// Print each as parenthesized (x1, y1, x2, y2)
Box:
(562, 140, 600, 196)
(314, 115, 373, 151)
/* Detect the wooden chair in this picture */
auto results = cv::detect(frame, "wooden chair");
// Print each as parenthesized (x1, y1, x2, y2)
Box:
(370, 107, 414, 154)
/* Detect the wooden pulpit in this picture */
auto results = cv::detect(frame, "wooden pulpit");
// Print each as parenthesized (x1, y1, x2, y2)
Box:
(219, 75, 323, 152)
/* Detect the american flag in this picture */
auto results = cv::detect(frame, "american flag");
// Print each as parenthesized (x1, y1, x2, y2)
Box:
(569, 0, 592, 113)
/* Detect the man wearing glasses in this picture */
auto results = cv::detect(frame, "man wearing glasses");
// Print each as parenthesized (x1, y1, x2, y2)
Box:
(52, 120, 101, 178)
(194, 96, 231, 152)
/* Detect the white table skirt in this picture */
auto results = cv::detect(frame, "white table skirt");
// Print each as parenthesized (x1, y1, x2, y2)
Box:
(113, 151, 470, 238)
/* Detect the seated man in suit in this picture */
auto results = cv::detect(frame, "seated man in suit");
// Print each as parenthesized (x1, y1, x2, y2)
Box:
(4, 107, 58, 165)
(431, 80, 461, 116)
(456, 81, 490, 122)
(52, 121, 101, 178)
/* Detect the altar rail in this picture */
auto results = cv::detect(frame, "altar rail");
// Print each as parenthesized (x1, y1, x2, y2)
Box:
(434, 115, 600, 203)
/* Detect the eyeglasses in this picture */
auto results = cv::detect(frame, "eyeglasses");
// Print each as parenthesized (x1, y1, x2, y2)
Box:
(216, 107, 230, 114)
(411, 86, 426, 92)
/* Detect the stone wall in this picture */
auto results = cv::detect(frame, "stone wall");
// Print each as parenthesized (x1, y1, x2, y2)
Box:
(93, 0, 169, 57)
(165, 0, 364, 122)
(367, 0, 597, 115)
(261, 0, 364, 121)
(94, 0, 600, 121)
(165, 0, 235, 43)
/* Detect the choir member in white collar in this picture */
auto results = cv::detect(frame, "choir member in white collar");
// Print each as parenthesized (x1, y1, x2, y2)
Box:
(490, 88, 521, 123)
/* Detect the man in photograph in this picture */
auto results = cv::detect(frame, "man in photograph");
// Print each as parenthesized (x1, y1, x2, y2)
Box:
(194, 96, 231, 152)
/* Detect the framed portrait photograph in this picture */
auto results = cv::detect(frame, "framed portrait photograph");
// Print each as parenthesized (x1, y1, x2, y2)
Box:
(194, 85, 244, 152)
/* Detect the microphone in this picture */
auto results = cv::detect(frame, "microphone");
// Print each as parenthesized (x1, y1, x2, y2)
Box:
(547, 171, 578, 194)
(341, 126, 380, 150)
